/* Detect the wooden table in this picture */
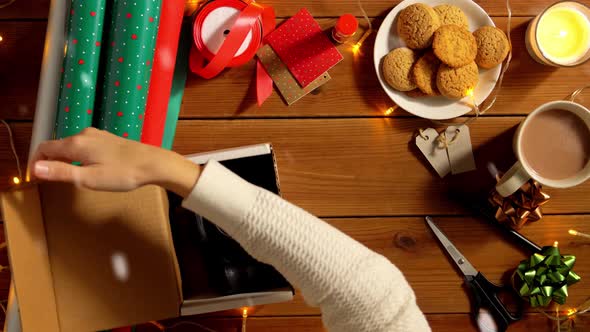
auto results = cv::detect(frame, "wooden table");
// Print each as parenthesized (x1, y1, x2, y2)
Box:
(1, 1, 590, 331)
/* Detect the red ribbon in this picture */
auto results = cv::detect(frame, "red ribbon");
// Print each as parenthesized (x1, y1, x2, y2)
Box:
(189, 0, 275, 105)
(256, 60, 273, 106)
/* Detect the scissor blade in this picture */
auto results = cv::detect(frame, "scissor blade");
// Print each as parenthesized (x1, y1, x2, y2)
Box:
(426, 216, 478, 277)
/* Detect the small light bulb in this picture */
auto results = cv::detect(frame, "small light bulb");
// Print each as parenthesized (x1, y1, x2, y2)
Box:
(466, 88, 475, 97)
(567, 308, 577, 316)
(567, 229, 590, 239)
(0, 35, 3, 42)
(12, 177, 20, 185)
(242, 308, 248, 318)
(352, 42, 361, 53)
(553, 241, 559, 247)
(352, 29, 373, 54)
(384, 107, 395, 115)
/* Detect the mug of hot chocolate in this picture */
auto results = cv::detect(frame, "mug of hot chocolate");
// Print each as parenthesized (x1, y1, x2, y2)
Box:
(496, 100, 590, 197)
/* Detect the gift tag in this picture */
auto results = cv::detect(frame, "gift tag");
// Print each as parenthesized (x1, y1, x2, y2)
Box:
(415, 128, 450, 177)
(257, 45, 331, 105)
(446, 125, 476, 174)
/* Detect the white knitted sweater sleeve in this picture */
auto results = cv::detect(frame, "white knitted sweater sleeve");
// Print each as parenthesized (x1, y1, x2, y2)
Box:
(182, 161, 431, 332)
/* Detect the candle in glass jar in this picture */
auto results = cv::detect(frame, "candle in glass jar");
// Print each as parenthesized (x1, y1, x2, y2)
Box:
(526, 1, 590, 67)
(537, 6, 590, 65)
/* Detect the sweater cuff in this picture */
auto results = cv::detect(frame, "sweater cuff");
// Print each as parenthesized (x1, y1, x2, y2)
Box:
(181, 160, 259, 232)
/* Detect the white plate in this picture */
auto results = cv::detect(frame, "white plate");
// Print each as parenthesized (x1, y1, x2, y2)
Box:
(373, 0, 501, 120)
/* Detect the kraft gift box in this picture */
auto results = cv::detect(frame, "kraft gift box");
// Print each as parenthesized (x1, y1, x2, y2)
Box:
(0, 143, 292, 332)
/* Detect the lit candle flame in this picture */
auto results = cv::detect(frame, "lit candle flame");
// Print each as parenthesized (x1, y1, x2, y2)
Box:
(553, 241, 559, 247)
(242, 308, 248, 318)
(567, 308, 577, 316)
(0, 35, 3, 42)
(384, 107, 396, 115)
(12, 177, 20, 185)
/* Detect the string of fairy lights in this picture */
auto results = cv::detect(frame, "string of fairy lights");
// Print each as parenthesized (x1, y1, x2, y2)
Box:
(1, 1, 589, 331)
(0, 0, 16, 10)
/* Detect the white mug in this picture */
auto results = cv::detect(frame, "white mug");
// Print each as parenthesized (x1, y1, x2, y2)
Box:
(496, 100, 590, 197)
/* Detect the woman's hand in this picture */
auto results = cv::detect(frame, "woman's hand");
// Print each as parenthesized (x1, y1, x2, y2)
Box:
(29, 128, 201, 197)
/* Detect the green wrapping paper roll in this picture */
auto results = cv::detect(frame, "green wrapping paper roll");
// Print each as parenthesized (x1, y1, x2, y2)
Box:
(98, 0, 161, 140)
(55, 0, 107, 139)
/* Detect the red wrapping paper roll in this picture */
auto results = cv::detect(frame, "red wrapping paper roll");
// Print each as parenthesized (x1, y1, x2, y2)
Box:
(141, 0, 185, 147)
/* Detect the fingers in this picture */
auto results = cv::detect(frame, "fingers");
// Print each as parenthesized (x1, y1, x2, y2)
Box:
(28, 128, 100, 172)
(38, 136, 84, 161)
(33, 160, 83, 187)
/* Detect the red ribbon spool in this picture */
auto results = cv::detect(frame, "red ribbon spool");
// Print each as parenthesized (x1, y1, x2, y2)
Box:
(190, 0, 274, 80)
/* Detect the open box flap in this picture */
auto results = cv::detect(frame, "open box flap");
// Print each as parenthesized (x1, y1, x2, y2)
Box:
(2, 183, 182, 332)
(1, 185, 61, 332)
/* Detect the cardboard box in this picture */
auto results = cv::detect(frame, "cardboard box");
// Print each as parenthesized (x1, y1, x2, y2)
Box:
(0, 144, 292, 332)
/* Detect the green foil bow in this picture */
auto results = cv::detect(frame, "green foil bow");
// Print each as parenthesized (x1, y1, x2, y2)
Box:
(513, 246, 581, 307)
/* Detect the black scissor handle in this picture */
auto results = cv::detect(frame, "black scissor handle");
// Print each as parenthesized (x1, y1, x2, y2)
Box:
(466, 273, 523, 332)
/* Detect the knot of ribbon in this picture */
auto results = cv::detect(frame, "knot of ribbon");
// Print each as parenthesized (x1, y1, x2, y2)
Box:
(513, 246, 581, 307)
(489, 179, 550, 229)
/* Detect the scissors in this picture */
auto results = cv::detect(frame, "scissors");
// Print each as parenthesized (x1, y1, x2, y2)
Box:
(426, 216, 523, 332)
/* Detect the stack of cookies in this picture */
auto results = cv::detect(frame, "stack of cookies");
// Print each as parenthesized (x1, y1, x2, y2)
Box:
(381, 3, 510, 99)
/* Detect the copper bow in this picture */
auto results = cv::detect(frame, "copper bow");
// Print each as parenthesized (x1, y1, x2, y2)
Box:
(489, 180, 550, 230)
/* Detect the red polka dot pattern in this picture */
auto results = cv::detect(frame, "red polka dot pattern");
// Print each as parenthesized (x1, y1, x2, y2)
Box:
(55, 0, 108, 139)
(98, 0, 161, 141)
(266, 8, 343, 88)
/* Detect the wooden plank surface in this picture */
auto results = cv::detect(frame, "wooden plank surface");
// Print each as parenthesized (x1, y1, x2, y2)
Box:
(0, 214, 586, 317)
(170, 118, 590, 216)
(199, 215, 590, 317)
(134, 313, 588, 332)
(3, 118, 590, 215)
(0, 214, 588, 328)
(2, 0, 590, 331)
(0, 21, 44, 121)
(0, 0, 50, 19)
(2, 17, 589, 120)
(1, 0, 588, 19)
(180, 17, 590, 119)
